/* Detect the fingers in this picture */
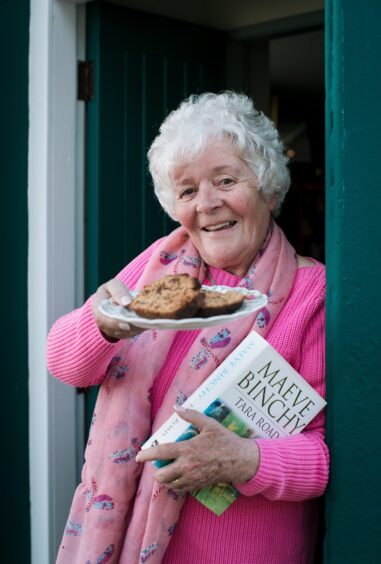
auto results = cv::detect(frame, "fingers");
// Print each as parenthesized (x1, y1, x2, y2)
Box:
(154, 460, 214, 493)
(151, 459, 192, 492)
(136, 441, 181, 464)
(103, 278, 133, 306)
(136, 444, 192, 490)
(91, 278, 143, 341)
(136, 407, 220, 465)
(173, 405, 217, 431)
(157, 471, 189, 492)
(137, 410, 260, 490)
(136, 410, 235, 492)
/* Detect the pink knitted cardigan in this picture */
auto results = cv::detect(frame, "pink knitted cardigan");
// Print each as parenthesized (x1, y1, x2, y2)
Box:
(47, 239, 328, 564)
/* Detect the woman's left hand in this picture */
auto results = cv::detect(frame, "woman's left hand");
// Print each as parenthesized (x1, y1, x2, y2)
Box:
(136, 407, 260, 492)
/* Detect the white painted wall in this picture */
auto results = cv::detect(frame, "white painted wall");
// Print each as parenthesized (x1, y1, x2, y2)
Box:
(28, 0, 85, 561)
(28, 3, 51, 562)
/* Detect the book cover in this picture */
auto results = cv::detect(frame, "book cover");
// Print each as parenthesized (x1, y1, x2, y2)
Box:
(142, 331, 326, 516)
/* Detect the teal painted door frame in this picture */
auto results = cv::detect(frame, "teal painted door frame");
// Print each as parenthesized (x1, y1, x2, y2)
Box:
(325, 1, 381, 562)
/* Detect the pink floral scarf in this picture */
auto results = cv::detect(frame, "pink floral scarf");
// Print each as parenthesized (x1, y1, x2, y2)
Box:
(57, 222, 297, 564)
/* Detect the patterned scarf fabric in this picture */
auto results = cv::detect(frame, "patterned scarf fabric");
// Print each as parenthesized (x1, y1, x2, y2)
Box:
(58, 222, 297, 564)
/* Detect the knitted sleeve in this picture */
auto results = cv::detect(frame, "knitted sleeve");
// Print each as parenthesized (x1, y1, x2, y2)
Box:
(235, 288, 329, 501)
(46, 238, 164, 387)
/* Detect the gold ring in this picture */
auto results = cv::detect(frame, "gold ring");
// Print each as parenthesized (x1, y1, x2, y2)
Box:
(172, 478, 181, 489)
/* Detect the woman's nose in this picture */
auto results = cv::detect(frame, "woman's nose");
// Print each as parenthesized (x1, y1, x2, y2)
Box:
(195, 181, 223, 213)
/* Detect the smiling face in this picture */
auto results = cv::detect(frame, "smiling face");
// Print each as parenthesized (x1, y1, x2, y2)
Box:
(172, 139, 276, 277)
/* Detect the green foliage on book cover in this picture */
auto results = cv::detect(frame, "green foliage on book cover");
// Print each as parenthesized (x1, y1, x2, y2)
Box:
(191, 401, 253, 516)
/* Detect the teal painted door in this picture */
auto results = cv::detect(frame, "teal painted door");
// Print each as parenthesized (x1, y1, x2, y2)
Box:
(85, 1, 225, 428)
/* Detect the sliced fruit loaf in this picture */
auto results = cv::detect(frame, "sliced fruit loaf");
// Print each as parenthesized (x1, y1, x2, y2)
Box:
(128, 274, 202, 319)
(195, 289, 245, 317)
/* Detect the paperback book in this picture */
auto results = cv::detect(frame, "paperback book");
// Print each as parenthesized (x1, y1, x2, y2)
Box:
(142, 331, 326, 516)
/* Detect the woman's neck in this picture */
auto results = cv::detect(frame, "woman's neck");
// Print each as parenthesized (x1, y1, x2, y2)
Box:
(205, 264, 243, 286)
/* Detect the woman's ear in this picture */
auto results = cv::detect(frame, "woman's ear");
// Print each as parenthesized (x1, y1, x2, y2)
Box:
(269, 194, 278, 211)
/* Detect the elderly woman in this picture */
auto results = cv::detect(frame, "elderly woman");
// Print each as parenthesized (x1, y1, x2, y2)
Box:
(47, 92, 328, 564)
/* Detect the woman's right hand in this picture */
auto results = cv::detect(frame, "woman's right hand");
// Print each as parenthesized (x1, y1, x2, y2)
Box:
(91, 278, 145, 342)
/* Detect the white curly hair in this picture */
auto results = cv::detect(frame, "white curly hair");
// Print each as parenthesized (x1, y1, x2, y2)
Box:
(148, 91, 290, 219)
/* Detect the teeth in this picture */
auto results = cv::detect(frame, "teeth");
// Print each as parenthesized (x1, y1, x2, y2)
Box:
(205, 221, 234, 232)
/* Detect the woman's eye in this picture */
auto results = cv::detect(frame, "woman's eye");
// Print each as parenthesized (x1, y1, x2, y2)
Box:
(180, 187, 196, 199)
(219, 178, 234, 186)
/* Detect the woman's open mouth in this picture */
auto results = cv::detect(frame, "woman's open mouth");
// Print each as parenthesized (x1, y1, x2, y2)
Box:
(202, 221, 237, 232)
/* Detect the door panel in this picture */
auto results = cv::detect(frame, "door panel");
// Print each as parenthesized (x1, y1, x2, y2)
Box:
(85, 1, 226, 430)
(86, 1, 225, 294)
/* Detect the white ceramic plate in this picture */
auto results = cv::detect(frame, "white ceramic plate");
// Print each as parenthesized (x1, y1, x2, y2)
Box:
(99, 285, 268, 330)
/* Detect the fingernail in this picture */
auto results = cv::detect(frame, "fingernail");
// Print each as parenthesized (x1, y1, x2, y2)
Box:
(121, 295, 131, 306)
(135, 453, 142, 462)
(173, 404, 186, 413)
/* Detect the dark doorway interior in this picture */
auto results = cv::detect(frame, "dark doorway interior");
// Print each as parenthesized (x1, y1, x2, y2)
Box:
(268, 29, 325, 261)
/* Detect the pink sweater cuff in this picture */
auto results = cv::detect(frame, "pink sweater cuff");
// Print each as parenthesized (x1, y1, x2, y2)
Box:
(234, 431, 329, 501)
(83, 298, 126, 351)
(46, 297, 124, 387)
(234, 439, 273, 496)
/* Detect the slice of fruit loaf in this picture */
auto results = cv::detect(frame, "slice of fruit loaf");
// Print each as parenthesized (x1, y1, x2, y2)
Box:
(128, 274, 202, 319)
(196, 289, 245, 317)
